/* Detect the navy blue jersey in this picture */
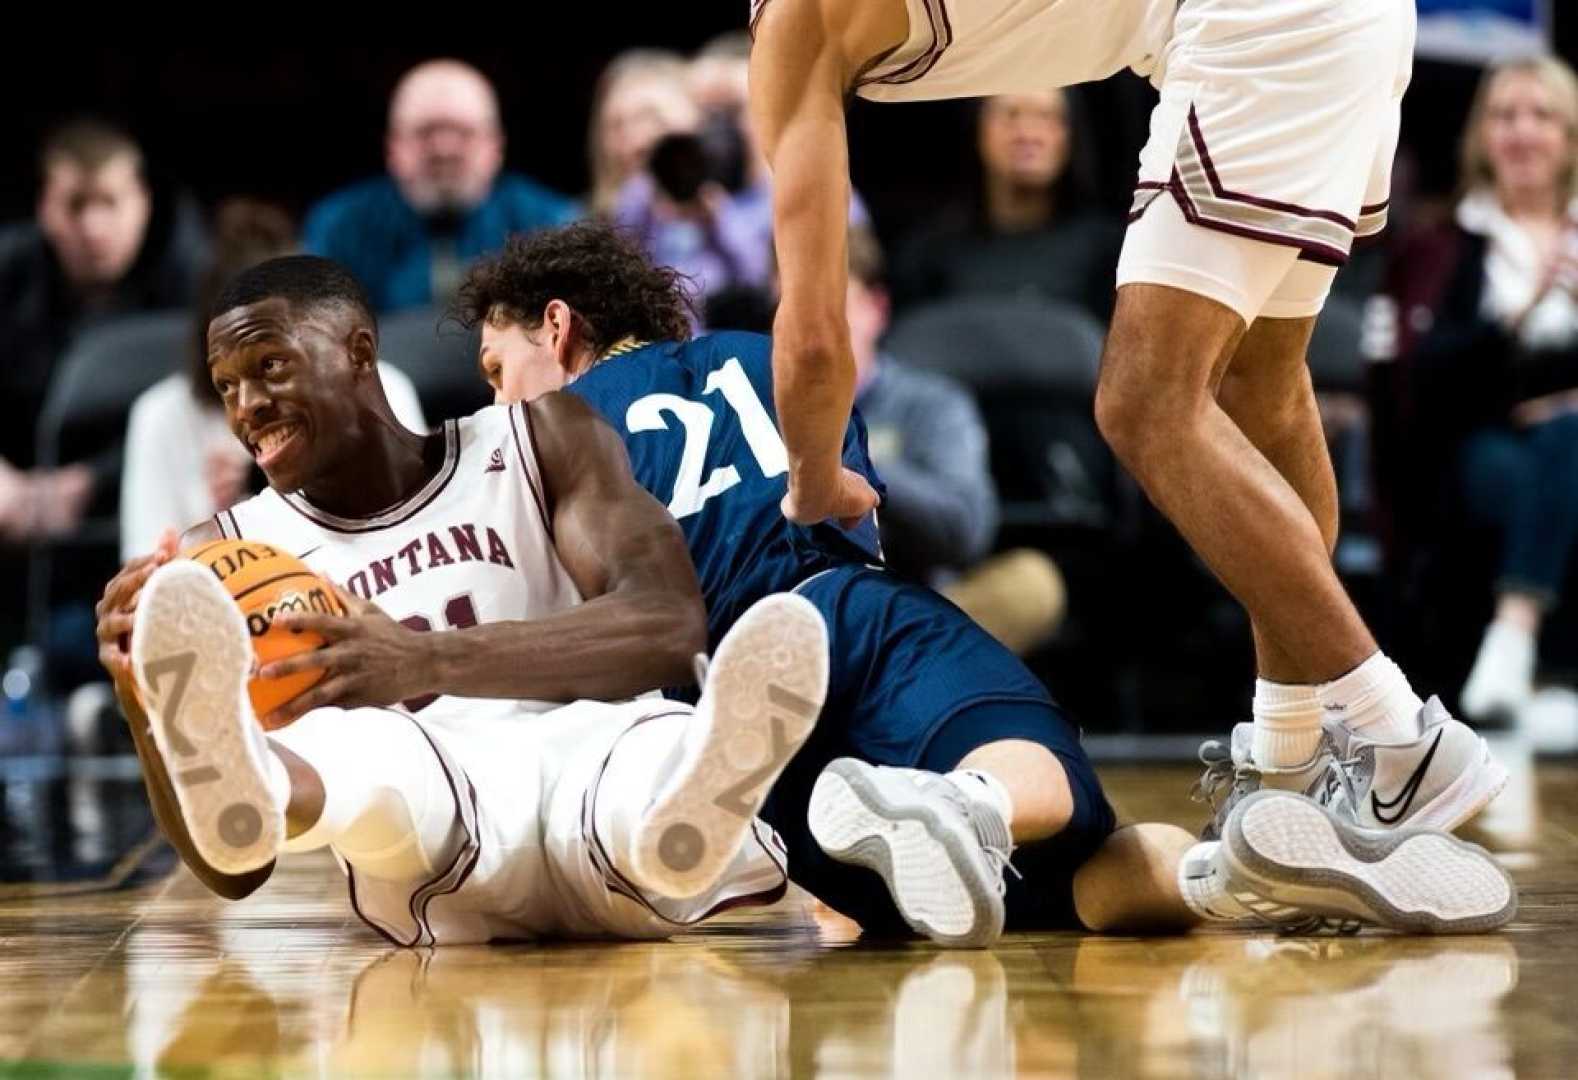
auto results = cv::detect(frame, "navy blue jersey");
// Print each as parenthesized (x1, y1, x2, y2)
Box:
(567, 332, 885, 648)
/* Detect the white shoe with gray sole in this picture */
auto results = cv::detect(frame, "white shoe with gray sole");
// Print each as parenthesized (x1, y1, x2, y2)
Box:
(1219, 790, 1517, 934)
(809, 758, 1012, 949)
(631, 593, 828, 900)
(131, 559, 282, 877)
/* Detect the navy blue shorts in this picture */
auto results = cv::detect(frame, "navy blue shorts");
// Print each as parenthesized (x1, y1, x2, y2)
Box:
(758, 565, 1115, 933)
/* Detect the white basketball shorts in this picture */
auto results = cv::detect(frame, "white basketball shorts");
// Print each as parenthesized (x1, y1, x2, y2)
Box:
(1118, 0, 1417, 322)
(345, 699, 788, 946)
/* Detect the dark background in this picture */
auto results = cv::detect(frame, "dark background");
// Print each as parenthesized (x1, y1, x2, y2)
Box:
(3, 11, 1573, 241)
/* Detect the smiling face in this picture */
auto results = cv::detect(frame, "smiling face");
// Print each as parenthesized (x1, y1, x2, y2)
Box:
(1480, 69, 1574, 206)
(206, 297, 375, 492)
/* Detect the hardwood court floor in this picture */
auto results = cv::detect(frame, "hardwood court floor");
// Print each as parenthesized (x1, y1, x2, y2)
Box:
(1, 760, 1573, 1078)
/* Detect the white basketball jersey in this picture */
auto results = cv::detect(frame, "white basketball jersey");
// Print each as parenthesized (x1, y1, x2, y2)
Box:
(752, 0, 1177, 101)
(216, 404, 582, 724)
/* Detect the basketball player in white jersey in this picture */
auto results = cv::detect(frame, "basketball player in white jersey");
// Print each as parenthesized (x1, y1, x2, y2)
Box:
(749, 0, 1506, 836)
(94, 255, 829, 945)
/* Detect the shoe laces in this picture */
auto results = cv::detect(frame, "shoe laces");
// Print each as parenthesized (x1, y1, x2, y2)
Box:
(1317, 751, 1364, 810)
(1189, 738, 1258, 816)
(925, 775, 1020, 897)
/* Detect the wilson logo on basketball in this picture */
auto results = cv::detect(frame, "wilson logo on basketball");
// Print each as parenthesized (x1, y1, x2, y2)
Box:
(245, 587, 338, 637)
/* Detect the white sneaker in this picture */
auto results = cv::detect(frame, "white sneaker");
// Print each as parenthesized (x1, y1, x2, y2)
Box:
(1218, 790, 1517, 934)
(131, 559, 282, 877)
(1517, 686, 1578, 755)
(630, 593, 828, 900)
(1191, 722, 1335, 841)
(1460, 621, 1535, 721)
(1323, 697, 1507, 832)
(808, 758, 1013, 948)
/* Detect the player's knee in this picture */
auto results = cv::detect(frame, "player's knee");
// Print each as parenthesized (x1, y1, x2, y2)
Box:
(1218, 364, 1293, 429)
(1094, 364, 1177, 469)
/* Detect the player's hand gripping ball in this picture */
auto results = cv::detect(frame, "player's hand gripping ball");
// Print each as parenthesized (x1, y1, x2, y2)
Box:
(183, 539, 346, 730)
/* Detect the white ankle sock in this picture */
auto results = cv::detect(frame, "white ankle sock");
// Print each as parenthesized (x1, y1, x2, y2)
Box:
(946, 768, 1014, 831)
(1316, 652, 1423, 744)
(270, 710, 464, 880)
(1177, 842, 1251, 922)
(1250, 679, 1324, 768)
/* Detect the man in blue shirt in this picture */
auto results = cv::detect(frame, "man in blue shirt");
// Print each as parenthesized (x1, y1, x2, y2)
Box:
(304, 60, 577, 313)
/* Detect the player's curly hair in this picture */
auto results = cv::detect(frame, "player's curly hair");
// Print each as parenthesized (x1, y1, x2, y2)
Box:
(454, 221, 695, 354)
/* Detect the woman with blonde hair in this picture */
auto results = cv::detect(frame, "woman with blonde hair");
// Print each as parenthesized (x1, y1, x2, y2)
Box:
(1389, 55, 1578, 723)
(585, 50, 700, 217)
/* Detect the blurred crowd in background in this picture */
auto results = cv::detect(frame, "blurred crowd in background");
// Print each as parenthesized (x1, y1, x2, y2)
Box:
(1, 28, 1576, 759)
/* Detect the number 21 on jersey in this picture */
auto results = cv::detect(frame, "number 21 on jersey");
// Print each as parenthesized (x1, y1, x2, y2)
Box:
(624, 357, 788, 518)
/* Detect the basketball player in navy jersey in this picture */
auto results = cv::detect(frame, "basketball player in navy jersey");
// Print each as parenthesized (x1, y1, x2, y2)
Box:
(93, 255, 834, 945)
(748, 1, 1506, 838)
(456, 223, 1517, 943)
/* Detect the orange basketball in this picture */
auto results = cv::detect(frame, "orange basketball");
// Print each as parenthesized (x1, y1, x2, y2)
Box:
(182, 539, 347, 729)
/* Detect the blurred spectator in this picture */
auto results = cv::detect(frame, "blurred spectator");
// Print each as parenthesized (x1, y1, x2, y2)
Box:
(304, 59, 576, 313)
(1385, 56, 1578, 720)
(122, 201, 427, 559)
(0, 118, 207, 546)
(849, 227, 1065, 655)
(588, 50, 699, 217)
(890, 91, 1121, 321)
(613, 34, 869, 313)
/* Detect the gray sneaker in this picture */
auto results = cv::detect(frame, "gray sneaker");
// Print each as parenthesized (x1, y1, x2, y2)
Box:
(1217, 790, 1517, 934)
(1322, 696, 1508, 833)
(808, 758, 1012, 948)
(1191, 722, 1335, 840)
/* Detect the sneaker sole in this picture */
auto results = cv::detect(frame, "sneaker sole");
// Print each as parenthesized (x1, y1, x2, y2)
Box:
(631, 593, 828, 900)
(808, 758, 1005, 949)
(1223, 790, 1516, 934)
(1404, 736, 1508, 833)
(131, 559, 280, 876)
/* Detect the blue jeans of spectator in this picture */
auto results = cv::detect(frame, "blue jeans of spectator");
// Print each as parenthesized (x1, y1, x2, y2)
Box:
(1459, 411, 1578, 609)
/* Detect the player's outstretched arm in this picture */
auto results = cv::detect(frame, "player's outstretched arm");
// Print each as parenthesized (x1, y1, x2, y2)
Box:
(266, 393, 708, 715)
(750, 0, 882, 527)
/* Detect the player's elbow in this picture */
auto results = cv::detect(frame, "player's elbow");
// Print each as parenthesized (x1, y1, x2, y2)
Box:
(773, 310, 852, 386)
(663, 598, 709, 684)
(625, 574, 708, 686)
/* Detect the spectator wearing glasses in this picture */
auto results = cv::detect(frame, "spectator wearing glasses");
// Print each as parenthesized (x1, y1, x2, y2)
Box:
(304, 59, 577, 313)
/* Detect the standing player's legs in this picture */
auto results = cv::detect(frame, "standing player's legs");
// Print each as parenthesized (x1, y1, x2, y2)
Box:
(1096, 274, 1374, 696)
(1105, 0, 1503, 829)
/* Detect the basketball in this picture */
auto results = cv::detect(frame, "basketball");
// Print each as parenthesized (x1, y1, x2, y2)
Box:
(181, 539, 347, 729)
